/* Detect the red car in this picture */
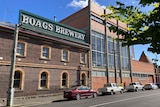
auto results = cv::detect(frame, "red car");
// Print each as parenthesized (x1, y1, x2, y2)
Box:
(64, 85, 98, 100)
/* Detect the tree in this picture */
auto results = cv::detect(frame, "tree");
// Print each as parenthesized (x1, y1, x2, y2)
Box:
(102, 0, 160, 54)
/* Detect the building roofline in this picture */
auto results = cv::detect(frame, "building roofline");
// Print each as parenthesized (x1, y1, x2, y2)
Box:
(0, 22, 89, 50)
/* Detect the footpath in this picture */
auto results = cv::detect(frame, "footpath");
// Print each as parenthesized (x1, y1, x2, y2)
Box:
(0, 93, 64, 107)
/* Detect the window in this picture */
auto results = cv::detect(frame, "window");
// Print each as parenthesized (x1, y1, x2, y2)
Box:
(108, 37, 121, 69)
(14, 71, 21, 88)
(81, 73, 87, 86)
(91, 31, 106, 67)
(82, 86, 89, 90)
(92, 71, 106, 77)
(40, 72, 47, 88)
(109, 72, 115, 77)
(39, 70, 50, 89)
(61, 49, 69, 62)
(13, 69, 24, 90)
(41, 46, 51, 59)
(80, 53, 86, 64)
(61, 72, 68, 88)
(121, 46, 129, 70)
(17, 42, 26, 56)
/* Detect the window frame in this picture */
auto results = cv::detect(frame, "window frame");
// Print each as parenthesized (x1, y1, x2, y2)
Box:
(61, 71, 69, 88)
(38, 70, 50, 90)
(61, 49, 70, 62)
(13, 69, 24, 91)
(16, 41, 27, 57)
(81, 72, 87, 86)
(80, 53, 87, 64)
(41, 45, 51, 60)
(91, 30, 106, 67)
(14, 71, 21, 89)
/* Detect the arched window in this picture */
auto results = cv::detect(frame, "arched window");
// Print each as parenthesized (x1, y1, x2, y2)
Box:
(62, 72, 68, 87)
(40, 72, 47, 88)
(13, 69, 24, 90)
(81, 73, 87, 86)
(39, 70, 50, 89)
(14, 71, 21, 89)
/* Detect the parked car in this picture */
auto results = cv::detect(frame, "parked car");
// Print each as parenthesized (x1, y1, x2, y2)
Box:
(64, 85, 98, 100)
(98, 83, 124, 95)
(126, 82, 144, 92)
(156, 83, 160, 88)
(143, 83, 158, 90)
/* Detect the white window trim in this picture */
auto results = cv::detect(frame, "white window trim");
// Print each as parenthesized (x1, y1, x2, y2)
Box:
(16, 41, 27, 57)
(61, 49, 70, 62)
(80, 53, 87, 64)
(41, 45, 51, 59)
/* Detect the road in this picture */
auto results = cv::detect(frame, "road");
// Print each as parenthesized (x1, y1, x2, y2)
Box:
(31, 89, 160, 107)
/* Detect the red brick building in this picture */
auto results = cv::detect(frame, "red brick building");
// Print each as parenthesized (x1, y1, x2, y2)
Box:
(155, 67, 160, 83)
(0, 10, 90, 98)
(61, 1, 155, 90)
(131, 51, 155, 85)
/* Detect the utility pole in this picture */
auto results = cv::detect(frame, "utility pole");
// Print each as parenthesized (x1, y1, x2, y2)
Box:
(88, 0, 92, 88)
(7, 24, 20, 106)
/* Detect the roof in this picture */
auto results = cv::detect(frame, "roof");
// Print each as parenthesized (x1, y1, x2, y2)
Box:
(139, 51, 152, 64)
(0, 21, 89, 50)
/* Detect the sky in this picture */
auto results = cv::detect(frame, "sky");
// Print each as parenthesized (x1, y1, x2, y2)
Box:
(0, 0, 159, 65)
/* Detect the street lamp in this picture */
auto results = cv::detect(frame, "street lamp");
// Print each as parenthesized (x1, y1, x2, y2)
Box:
(7, 24, 21, 106)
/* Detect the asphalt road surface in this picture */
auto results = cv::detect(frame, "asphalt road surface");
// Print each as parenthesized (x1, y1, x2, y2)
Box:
(31, 89, 160, 107)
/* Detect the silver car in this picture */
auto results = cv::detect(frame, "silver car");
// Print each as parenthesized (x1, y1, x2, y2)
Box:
(143, 83, 158, 90)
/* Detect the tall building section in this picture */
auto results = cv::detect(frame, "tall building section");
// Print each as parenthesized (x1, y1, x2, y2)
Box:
(61, 1, 155, 90)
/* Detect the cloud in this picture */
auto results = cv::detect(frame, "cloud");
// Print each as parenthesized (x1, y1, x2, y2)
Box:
(123, 0, 139, 6)
(132, 1, 135, 4)
(67, 0, 106, 9)
(67, 0, 88, 8)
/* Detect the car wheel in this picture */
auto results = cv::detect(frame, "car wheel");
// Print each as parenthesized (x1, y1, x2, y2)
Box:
(76, 94, 81, 100)
(102, 92, 105, 96)
(110, 91, 114, 95)
(135, 88, 138, 92)
(120, 90, 123, 94)
(142, 88, 145, 91)
(93, 93, 97, 98)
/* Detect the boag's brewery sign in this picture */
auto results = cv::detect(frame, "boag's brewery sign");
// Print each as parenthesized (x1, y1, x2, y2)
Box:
(19, 10, 86, 43)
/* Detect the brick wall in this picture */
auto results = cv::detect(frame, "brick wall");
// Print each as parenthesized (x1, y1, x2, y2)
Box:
(0, 27, 89, 98)
(131, 60, 154, 73)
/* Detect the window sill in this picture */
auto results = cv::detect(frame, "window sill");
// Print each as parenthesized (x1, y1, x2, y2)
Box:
(39, 57, 51, 61)
(60, 87, 69, 90)
(38, 88, 50, 91)
(16, 55, 26, 58)
(14, 89, 24, 92)
(61, 60, 69, 63)
(80, 62, 86, 65)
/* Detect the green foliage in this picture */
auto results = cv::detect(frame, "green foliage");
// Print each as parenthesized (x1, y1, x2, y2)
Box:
(102, 0, 160, 54)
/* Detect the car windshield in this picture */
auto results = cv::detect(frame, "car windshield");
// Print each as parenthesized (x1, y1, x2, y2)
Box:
(129, 83, 136, 85)
(104, 83, 112, 87)
(144, 84, 150, 86)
